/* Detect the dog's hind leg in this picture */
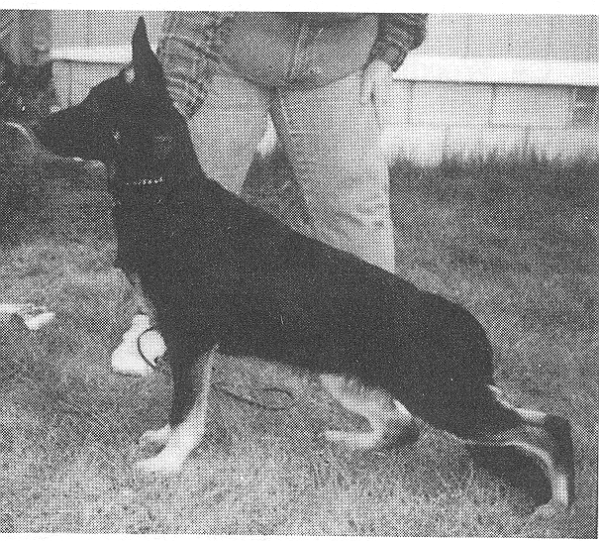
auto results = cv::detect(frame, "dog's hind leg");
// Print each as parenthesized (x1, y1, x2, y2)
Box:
(320, 374, 419, 450)
(135, 345, 218, 474)
(463, 385, 574, 516)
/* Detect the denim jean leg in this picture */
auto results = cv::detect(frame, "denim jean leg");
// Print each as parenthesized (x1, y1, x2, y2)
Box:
(187, 66, 273, 194)
(271, 72, 395, 273)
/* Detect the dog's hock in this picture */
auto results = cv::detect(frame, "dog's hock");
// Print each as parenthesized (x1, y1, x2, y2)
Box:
(320, 374, 419, 450)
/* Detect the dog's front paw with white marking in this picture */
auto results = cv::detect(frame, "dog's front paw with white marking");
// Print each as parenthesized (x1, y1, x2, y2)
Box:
(139, 425, 171, 447)
(134, 454, 183, 475)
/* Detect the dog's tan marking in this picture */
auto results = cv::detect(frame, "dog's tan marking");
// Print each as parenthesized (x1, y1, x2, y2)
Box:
(139, 424, 171, 447)
(489, 385, 548, 425)
(320, 374, 415, 450)
(507, 440, 569, 507)
(124, 66, 135, 84)
(127, 272, 157, 321)
(134, 345, 218, 474)
(514, 407, 549, 425)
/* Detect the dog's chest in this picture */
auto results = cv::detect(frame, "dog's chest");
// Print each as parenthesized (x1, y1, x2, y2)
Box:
(111, 201, 172, 270)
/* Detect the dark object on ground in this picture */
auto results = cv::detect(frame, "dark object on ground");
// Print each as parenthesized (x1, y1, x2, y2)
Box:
(1, 49, 57, 126)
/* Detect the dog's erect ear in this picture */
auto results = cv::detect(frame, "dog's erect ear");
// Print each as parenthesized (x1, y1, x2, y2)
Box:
(131, 16, 163, 88)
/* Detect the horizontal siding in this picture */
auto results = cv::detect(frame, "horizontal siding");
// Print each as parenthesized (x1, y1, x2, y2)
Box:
(51, 12, 598, 64)
(47, 11, 598, 165)
(51, 10, 164, 51)
(491, 85, 573, 127)
(379, 82, 585, 129)
(378, 82, 597, 164)
(52, 62, 122, 106)
(416, 13, 597, 62)
(410, 82, 493, 125)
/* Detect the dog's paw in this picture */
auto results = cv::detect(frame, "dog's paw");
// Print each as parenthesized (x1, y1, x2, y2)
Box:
(134, 454, 182, 475)
(323, 429, 383, 450)
(531, 500, 569, 521)
(139, 425, 171, 447)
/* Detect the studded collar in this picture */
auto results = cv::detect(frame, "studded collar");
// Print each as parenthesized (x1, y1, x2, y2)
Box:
(123, 176, 166, 187)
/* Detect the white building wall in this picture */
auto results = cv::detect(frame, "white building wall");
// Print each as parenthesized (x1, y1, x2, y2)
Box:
(416, 13, 597, 62)
(376, 80, 597, 165)
(48, 11, 598, 164)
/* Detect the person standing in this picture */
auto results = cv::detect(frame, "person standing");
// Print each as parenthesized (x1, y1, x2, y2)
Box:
(111, 12, 428, 375)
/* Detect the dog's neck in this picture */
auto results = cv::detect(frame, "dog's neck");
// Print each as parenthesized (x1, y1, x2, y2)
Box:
(111, 123, 213, 208)
(123, 177, 166, 187)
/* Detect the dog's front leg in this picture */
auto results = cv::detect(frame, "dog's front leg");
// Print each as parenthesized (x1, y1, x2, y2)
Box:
(137, 338, 195, 448)
(135, 345, 218, 474)
(137, 340, 195, 449)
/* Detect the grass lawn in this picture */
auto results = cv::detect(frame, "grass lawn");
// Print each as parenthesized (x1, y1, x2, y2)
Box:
(0, 149, 597, 536)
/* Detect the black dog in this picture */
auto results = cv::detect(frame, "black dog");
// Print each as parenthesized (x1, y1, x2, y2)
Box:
(36, 18, 573, 514)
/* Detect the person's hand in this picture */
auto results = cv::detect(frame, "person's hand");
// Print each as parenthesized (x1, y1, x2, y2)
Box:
(360, 59, 392, 105)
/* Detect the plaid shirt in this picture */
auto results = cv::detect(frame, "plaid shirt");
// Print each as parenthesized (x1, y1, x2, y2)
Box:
(157, 12, 427, 118)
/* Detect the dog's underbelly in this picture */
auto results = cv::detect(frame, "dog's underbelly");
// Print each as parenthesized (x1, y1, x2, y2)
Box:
(132, 265, 487, 405)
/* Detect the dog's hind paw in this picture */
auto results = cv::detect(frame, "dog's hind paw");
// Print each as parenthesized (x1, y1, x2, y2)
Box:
(323, 429, 385, 450)
(134, 455, 183, 475)
(531, 500, 569, 521)
(139, 425, 171, 447)
(323, 417, 419, 451)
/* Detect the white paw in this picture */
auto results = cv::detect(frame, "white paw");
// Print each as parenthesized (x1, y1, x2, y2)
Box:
(323, 429, 382, 450)
(134, 454, 182, 475)
(323, 429, 349, 443)
(139, 425, 171, 447)
(531, 500, 569, 520)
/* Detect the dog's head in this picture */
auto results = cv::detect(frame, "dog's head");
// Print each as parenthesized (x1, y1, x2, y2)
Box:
(36, 18, 190, 194)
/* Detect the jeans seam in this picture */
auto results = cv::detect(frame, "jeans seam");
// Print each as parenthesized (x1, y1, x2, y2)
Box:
(305, 27, 324, 78)
(286, 22, 308, 82)
(274, 88, 291, 156)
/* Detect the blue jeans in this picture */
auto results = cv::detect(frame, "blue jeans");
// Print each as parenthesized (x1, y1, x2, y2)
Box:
(182, 13, 396, 272)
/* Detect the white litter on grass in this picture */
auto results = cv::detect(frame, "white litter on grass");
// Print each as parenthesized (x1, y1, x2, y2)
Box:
(0, 303, 56, 330)
(23, 312, 56, 330)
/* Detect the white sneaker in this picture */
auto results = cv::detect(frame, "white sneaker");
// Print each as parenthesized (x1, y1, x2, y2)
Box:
(0, 303, 55, 330)
(111, 315, 166, 377)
